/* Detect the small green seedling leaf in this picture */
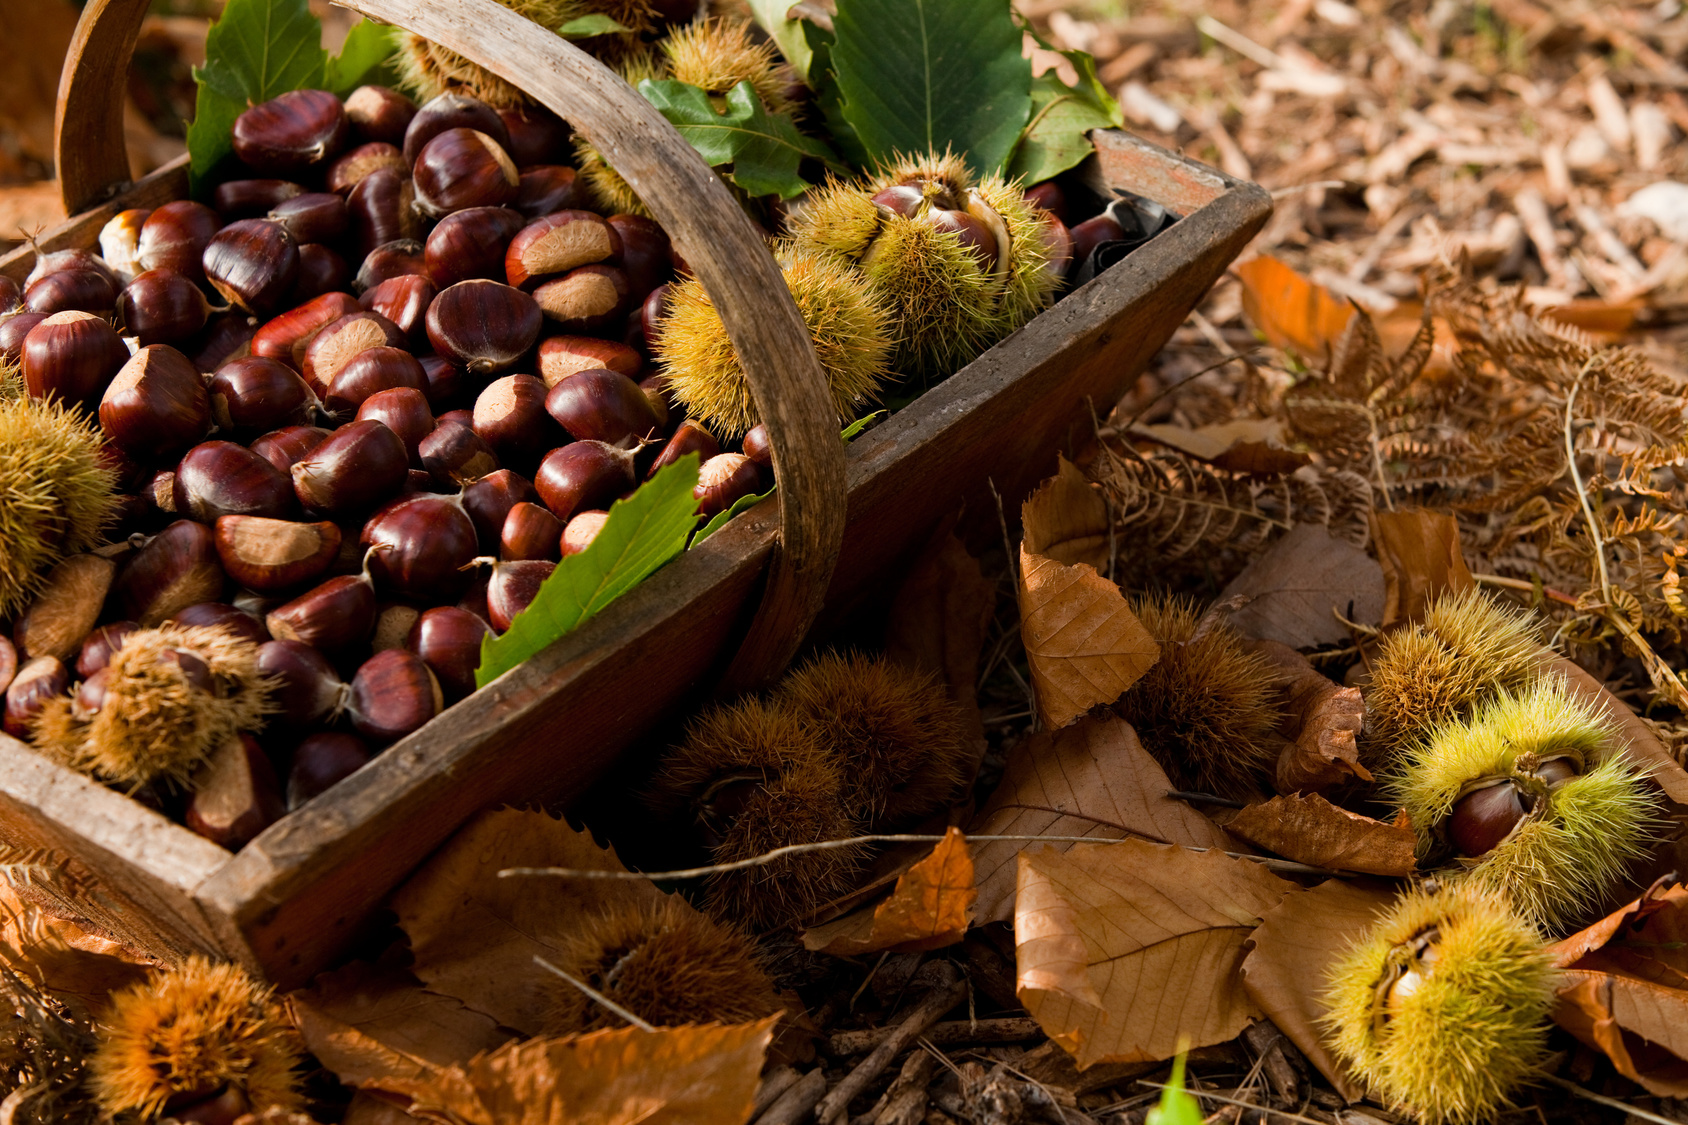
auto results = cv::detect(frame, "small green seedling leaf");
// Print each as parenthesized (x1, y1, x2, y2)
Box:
(558, 13, 633, 37)
(840, 410, 885, 441)
(1145, 1049, 1203, 1125)
(830, 0, 1032, 177)
(475, 454, 703, 688)
(745, 0, 818, 85)
(1008, 47, 1123, 185)
(639, 79, 844, 199)
(324, 19, 399, 95)
(691, 486, 775, 546)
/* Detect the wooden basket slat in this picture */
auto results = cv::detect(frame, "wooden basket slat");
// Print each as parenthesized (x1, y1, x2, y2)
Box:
(0, 156, 189, 284)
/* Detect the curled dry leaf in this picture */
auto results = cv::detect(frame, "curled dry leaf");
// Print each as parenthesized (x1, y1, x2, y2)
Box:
(1017, 544, 1159, 730)
(1239, 878, 1398, 1103)
(1130, 420, 1310, 476)
(1250, 639, 1370, 794)
(1541, 652, 1688, 804)
(1369, 507, 1474, 628)
(0, 883, 153, 1020)
(967, 713, 1232, 924)
(1218, 523, 1385, 649)
(1548, 881, 1688, 1097)
(287, 961, 509, 1111)
(390, 808, 667, 1036)
(1022, 454, 1110, 570)
(801, 827, 975, 956)
(1015, 840, 1292, 1068)
(1235, 255, 1354, 359)
(1224, 794, 1415, 876)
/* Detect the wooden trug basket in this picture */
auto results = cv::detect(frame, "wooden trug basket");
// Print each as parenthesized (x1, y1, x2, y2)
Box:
(0, 0, 1271, 986)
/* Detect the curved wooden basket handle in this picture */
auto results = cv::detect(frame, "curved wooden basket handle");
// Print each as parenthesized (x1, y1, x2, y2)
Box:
(55, 0, 847, 689)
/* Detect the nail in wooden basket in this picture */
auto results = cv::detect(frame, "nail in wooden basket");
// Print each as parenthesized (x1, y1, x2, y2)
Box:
(0, 0, 1271, 985)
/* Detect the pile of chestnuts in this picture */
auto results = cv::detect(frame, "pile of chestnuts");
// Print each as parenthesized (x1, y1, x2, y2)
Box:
(0, 84, 771, 849)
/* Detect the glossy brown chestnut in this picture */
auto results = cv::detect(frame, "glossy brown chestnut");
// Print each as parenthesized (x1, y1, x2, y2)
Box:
(374, 603, 424, 652)
(287, 731, 372, 808)
(210, 356, 318, 434)
(741, 422, 772, 467)
(486, 559, 554, 632)
(212, 179, 305, 219)
(266, 565, 377, 651)
(497, 105, 570, 166)
(203, 220, 300, 316)
(26, 247, 117, 288)
(100, 345, 212, 459)
(357, 386, 435, 465)
(418, 355, 465, 410)
(649, 419, 720, 479)
(406, 606, 490, 701)
(514, 165, 587, 219)
(118, 268, 213, 346)
(403, 93, 511, 163)
(258, 639, 346, 728)
(169, 602, 270, 645)
(347, 649, 441, 743)
(347, 168, 424, 259)
(232, 89, 349, 176)
(267, 193, 348, 245)
(175, 440, 299, 522)
(472, 373, 563, 471)
(190, 312, 261, 372)
(251, 291, 362, 369)
(1448, 781, 1534, 858)
(142, 469, 178, 516)
(250, 425, 331, 473)
(98, 208, 151, 282)
(505, 211, 619, 287)
(77, 621, 137, 679)
(535, 441, 636, 521)
(214, 515, 342, 593)
(327, 141, 407, 194)
(1070, 213, 1125, 266)
(694, 452, 762, 518)
(24, 268, 119, 316)
(543, 366, 661, 448)
(419, 420, 500, 488)
(324, 345, 427, 415)
(346, 85, 417, 146)
(117, 519, 226, 626)
(461, 468, 538, 549)
(606, 213, 673, 298)
(361, 493, 479, 599)
(1038, 211, 1074, 284)
(427, 280, 542, 375)
(426, 206, 526, 287)
(291, 419, 410, 516)
(136, 200, 222, 284)
(0, 311, 47, 366)
(532, 263, 631, 331)
(4, 656, 70, 739)
(559, 509, 609, 557)
(412, 128, 519, 217)
(21, 311, 130, 408)
(537, 335, 642, 388)
(301, 310, 406, 395)
(290, 243, 351, 304)
(184, 733, 286, 851)
(500, 501, 563, 561)
(1024, 180, 1067, 221)
(359, 273, 437, 344)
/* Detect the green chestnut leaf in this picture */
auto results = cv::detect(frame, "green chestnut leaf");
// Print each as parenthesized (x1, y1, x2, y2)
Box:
(1008, 48, 1124, 186)
(830, 0, 1032, 178)
(639, 78, 844, 200)
(557, 13, 634, 38)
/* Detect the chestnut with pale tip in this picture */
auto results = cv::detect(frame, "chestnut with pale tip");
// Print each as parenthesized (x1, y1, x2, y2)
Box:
(347, 649, 442, 744)
(648, 419, 719, 479)
(136, 200, 221, 283)
(214, 515, 342, 593)
(532, 263, 630, 332)
(4, 657, 70, 739)
(407, 606, 491, 700)
(427, 207, 526, 288)
(250, 425, 330, 474)
(184, 733, 286, 851)
(537, 335, 641, 388)
(560, 510, 609, 557)
(328, 141, 407, 194)
(101, 345, 213, 459)
(501, 501, 563, 561)
(265, 562, 378, 653)
(251, 291, 361, 369)
(116, 521, 226, 627)
(301, 311, 406, 396)
(13, 554, 115, 663)
(175, 441, 299, 523)
(291, 419, 410, 516)
(346, 85, 416, 147)
(472, 373, 563, 471)
(360, 274, 436, 344)
(535, 441, 637, 521)
(485, 559, 555, 632)
(694, 453, 762, 518)
(98, 208, 151, 282)
(21, 311, 130, 408)
(505, 211, 620, 288)
(232, 89, 349, 176)
(373, 604, 422, 653)
(323, 346, 428, 416)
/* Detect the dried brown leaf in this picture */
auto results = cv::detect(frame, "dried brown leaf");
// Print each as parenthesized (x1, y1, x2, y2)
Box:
(287, 962, 509, 1108)
(1555, 973, 1688, 1098)
(1370, 508, 1474, 628)
(1240, 879, 1398, 1103)
(1015, 840, 1292, 1068)
(1131, 420, 1310, 476)
(0, 885, 153, 1020)
(391, 809, 667, 1036)
(1236, 256, 1354, 358)
(967, 713, 1233, 924)
(1225, 795, 1415, 876)
(801, 827, 975, 955)
(1017, 543, 1159, 730)
(1219, 523, 1385, 648)
(1542, 653, 1688, 804)
(1022, 455, 1110, 570)
(1250, 641, 1370, 793)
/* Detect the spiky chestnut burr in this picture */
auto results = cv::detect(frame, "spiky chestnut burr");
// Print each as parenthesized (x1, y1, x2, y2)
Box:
(1389, 680, 1660, 931)
(1363, 589, 1542, 771)
(647, 697, 870, 930)
(0, 392, 119, 619)
(652, 245, 893, 439)
(89, 956, 304, 1121)
(1322, 884, 1555, 1125)
(32, 625, 272, 793)
(540, 896, 783, 1034)
(787, 151, 1058, 382)
(772, 650, 973, 828)
(1111, 593, 1281, 800)
(570, 50, 667, 218)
